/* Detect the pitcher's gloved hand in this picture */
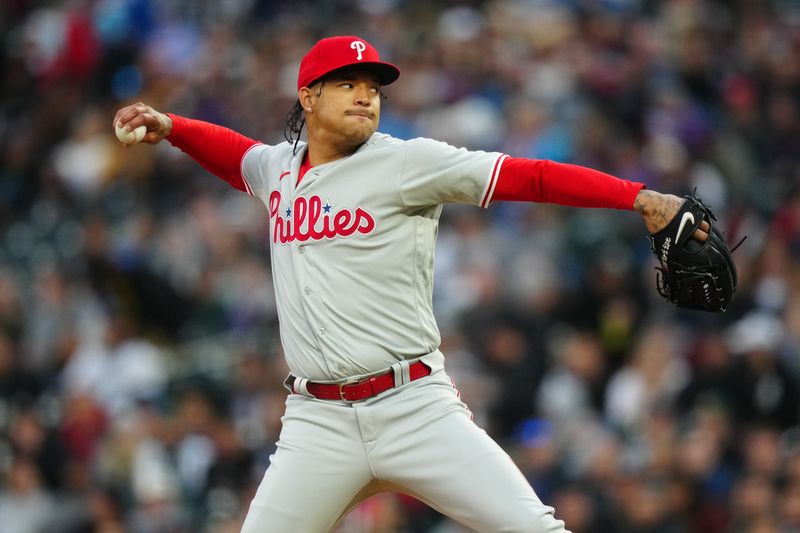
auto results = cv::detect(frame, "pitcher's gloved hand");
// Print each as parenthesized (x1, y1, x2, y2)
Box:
(648, 192, 740, 312)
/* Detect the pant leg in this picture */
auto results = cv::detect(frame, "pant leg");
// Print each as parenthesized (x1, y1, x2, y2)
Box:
(368, 376, 570, 533)
(241, 395, 373, 533)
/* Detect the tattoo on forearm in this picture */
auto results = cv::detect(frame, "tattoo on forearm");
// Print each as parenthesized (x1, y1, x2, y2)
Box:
(635, 190, 682, 233)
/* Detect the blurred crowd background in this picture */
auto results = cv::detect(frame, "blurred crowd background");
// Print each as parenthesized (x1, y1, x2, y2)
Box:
(1, 0, 799, 531)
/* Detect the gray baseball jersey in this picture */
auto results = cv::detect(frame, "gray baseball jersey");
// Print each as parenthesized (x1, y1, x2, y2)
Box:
(232, 131, 568, 532)
(241, 133, 507, 382)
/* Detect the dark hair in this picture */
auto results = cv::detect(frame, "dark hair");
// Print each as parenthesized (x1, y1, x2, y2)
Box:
(284, 79, 327, 155)
(284, 101, 305, 154)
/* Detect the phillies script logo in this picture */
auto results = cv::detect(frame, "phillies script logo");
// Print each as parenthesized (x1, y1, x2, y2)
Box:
(268, 191, 376, 244)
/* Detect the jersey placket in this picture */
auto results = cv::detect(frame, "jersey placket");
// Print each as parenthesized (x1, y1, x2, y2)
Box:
(291, 168, 343, 378)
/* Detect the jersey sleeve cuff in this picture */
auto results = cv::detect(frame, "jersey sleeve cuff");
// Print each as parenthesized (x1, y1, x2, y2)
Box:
(479, 154, 508, 208)
(239, 143, 262, 196)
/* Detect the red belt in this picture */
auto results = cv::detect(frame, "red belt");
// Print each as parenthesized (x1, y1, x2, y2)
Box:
(290, 361, 431, 402)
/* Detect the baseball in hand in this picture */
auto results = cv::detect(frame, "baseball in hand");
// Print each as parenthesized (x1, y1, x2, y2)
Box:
(115, 123, 147, 144)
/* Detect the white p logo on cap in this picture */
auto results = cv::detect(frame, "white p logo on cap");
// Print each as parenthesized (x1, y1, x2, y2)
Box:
(350, 40, 366, 61)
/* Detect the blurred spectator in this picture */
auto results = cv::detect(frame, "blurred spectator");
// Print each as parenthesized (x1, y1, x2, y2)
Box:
(741, 426, 783, 480)
(59, 392, 108, 466)
(0, 332, 41, 409)
(8, 408, 65, 490)
(676, 332, 737, 418)
(779, 481, 800, 532)
(673, 407, 734, 531)
(726, 312, 800, 429)
(512, 418, 563, 505)
(550, 485, 600, 533)
(538, 328, 607, 425)
(0, 457, 55, 533)
(474, 316, 546, 440)
(729, 475, 777, 533)
(172, 385, 219, 509)
(23, 266, 100, 375)
(127, 436, 190, 533)
(613, 474, 688, 533)
(605, 324, 688, 435)
(61, 312, 167, 418)
(84, 488, 127, 533)
(204, 421, 253, 521)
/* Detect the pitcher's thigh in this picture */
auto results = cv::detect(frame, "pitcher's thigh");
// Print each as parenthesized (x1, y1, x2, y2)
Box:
(241, 399, 372, 533)
(383, 411, 569, 533)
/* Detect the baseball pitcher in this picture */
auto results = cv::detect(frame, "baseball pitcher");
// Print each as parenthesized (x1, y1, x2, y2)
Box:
(113, 36, 735, 532)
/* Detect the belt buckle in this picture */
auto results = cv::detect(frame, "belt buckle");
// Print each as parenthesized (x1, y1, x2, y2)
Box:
(338, 377, 371, 402)
(338, 372, 386, 403)
(338, 382, 357, 403)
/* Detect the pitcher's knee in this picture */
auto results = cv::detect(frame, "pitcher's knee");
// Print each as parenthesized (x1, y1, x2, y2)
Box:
(500, 505, 569, 533)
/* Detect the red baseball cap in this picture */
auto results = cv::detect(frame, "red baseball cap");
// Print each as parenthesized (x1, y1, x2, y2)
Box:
(297, 36, 400, 91)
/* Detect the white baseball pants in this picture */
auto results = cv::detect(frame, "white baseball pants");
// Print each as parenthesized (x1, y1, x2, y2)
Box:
(241, 354, 569, 532)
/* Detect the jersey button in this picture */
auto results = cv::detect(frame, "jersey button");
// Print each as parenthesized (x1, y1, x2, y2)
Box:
(298, 245, 305, 254)
(319, 327, 326, 335)
(304, 287, 311, 295)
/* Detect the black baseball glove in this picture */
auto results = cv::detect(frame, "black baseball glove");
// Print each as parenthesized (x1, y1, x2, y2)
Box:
(648, 193, 739, 312)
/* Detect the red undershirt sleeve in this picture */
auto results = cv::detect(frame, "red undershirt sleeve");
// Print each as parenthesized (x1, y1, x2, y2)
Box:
(165, 113, 261, 194)
(491, 156, 645, 210)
